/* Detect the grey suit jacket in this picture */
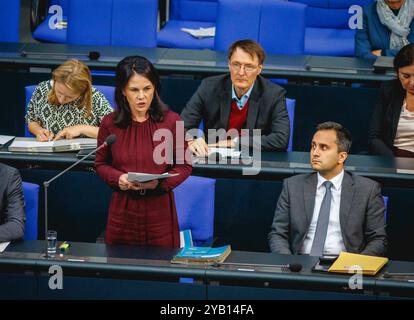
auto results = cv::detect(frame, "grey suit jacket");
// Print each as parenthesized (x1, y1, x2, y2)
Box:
(268, 172, 387, 257)
(180, 74, 290, 151)
(0, 163, 25, 242)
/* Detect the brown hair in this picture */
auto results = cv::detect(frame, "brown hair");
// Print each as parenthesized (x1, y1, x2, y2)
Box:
(227, 40, 266, 65)
(48, 59, 92, 117)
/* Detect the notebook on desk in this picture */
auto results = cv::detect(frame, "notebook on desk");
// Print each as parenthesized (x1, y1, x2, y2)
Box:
(9, 137, 97, 153)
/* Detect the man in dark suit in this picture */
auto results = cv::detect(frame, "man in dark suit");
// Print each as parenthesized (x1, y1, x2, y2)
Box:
(268, 122, 387, 257)
(0, 163, 25, 242)
(180, 40, 290, 155)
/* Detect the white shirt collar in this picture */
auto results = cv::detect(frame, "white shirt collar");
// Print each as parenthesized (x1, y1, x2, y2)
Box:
(317, 170, 344, 191)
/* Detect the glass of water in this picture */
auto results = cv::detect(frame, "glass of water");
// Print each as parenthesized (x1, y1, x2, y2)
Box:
(47, 230, 57, 257)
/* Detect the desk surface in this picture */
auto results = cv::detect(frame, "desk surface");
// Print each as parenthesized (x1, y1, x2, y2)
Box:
(0, 147, 414, 185)
(0, 42, 394, 82)
(1, 147, 412, 186)
(1, 240, 413, 298)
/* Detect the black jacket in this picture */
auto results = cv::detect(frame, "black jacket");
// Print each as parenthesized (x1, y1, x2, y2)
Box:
(0, 163, 25, 241)
(369, 79, 406, 156)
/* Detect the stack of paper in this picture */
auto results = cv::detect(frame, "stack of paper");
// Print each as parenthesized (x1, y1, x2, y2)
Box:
(171, 245, 231, 265)
(9, 137, 97, 153)
(181, 27, 215, 38)
(328, 252, 389, 276)
(127, 172, 179, 183)
(0, 135, 14, 146)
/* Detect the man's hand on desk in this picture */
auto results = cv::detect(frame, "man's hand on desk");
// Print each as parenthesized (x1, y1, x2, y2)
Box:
(188, 137, 209, 157)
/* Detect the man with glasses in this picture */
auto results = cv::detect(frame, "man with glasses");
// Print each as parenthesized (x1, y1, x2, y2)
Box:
(181, 40, 290, 155)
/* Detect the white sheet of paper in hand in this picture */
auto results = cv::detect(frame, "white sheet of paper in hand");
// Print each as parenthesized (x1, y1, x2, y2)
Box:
(127, 172, 179, 183)
(208, 147, 241, 158)
(0, 242, 10, 253)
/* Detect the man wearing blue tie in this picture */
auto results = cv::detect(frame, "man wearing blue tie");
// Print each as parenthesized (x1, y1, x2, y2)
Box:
(268, 122, 387, 257)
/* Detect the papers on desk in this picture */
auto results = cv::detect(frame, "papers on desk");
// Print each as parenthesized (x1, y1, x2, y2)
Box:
(328, 252, 389, 276)
(0, 135, 14, 146)
(127, 172, 179, 183)
(9, 137, 97, 153)
(0, 242, 10, 253)
(181, 27, 215, 38)
(208, 147, 241, 158)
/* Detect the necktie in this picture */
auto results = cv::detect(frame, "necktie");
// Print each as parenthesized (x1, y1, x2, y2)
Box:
(310, 181, 333, 257)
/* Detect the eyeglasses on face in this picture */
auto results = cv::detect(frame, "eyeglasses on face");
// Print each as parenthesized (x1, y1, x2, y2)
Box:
(229, 62, 259, 74)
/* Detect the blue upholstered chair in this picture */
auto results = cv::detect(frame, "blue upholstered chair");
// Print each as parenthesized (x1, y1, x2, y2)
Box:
(24, 84, 115, 137)
(290, 0, 373, 56)
(22, 182, 40, 240)
(214, 0, 261, 52)
(174, 175, 216, 247)
(286, 98, 296, 152)
(32, 0, 68, 43)
(259, 0, 306, 55)
(66, 0, 157, 47)
(158, 0, 218, 49)
(383, 195, 388, 223)
(0, 0, 20, 42)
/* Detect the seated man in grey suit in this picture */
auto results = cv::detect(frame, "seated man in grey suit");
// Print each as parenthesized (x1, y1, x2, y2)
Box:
(0, 163, 25, 242)
(268, 122, 387, 257)
(181, 39, 290, 156)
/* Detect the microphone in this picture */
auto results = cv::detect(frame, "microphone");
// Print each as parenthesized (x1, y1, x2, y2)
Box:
(214, 261, 303, 272)
(20, 50, 101, 61)
(42, 134, 116, 257)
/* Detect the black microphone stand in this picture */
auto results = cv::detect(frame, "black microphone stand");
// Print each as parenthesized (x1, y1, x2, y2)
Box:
(43, 145, 104, 258)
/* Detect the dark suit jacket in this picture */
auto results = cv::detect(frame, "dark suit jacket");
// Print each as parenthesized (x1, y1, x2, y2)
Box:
(268, 172, 387, 257)
(355, 3, 414, 59)
(180, 74, 290, 151)
(0, 163, 25, 242)
(368, 79, 405, 156)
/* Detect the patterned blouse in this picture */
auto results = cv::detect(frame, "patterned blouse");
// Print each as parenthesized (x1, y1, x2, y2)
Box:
(25, 80, 113, 134)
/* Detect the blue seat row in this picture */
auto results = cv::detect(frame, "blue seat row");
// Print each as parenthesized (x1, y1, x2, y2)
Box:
(0, 0, 379, 57)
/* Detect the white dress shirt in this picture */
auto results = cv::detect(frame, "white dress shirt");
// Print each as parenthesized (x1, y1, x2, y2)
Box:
(394, 101, 414, 153)
(300, 170, 346, 255)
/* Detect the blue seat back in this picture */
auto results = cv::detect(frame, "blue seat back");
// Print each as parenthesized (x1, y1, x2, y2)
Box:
(214, 0, 262, 52)
(111, 0, 158, 48)
(25, 84, 115, 137)
(170, 0, 218, 22)
(174, 176, 216, 246)
(383, 195, 388, 223)
(22, 182, 40, 240)
(67, 0, 157, 47)
(286, 98, 296, 152)
(291, 0, 373, 29)
(94, 85, 116, 110)
(260, 0, 306, 55)
(25, 85, 38, 137)
(67, 0, 112, 45)
(0, 0, 20, 42)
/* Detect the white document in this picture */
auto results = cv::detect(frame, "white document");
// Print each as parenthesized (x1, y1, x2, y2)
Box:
(127, 172, 179, 183)
(0, 135, 15, 146)
(208, 147, 241, 158)
(181, 27, 215, 38)
(9, 137, 97, 152)
(0, 242, 10, 253)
